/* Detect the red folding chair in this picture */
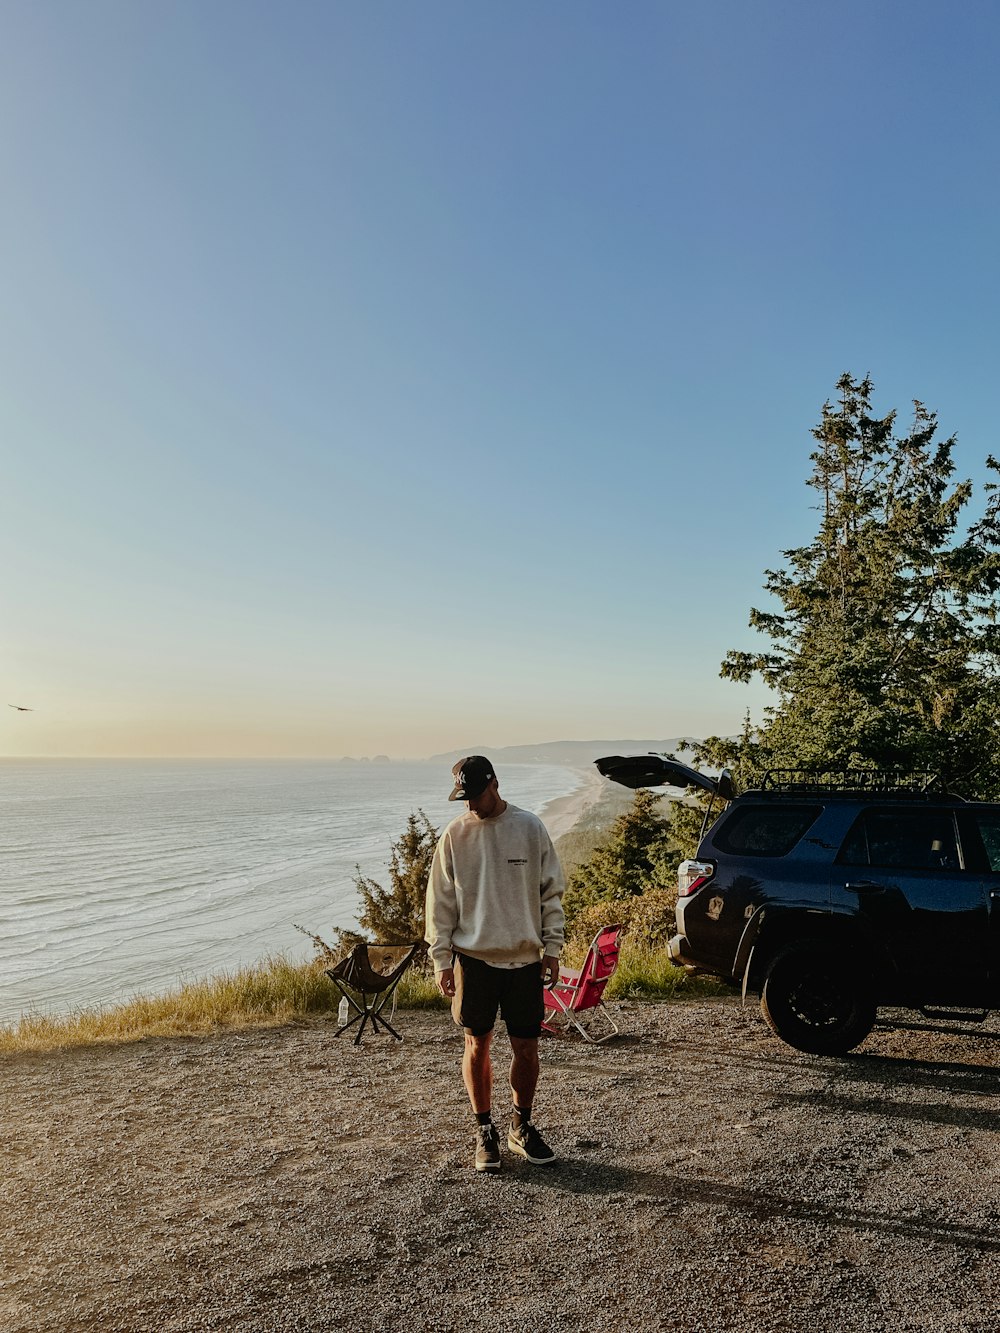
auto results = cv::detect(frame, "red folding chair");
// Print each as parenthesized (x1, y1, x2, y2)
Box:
(542, 924, 623, 1043)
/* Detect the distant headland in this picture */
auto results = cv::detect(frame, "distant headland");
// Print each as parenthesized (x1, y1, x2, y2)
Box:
(427, 738, 698, 766)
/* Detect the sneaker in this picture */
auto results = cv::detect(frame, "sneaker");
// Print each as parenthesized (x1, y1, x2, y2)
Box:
(474, 1121, 502, 1173)
(507, 1118, 556, 1165)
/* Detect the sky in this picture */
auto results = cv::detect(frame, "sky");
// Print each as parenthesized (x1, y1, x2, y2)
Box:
(2, 0, 1000, 759)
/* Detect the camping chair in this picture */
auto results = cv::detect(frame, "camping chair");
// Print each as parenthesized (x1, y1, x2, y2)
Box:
(542, 924, 623, 1044)
(326, 941, 425, 1045)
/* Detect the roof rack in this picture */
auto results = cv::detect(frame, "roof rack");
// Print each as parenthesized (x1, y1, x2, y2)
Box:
(756, 770, 952, 798)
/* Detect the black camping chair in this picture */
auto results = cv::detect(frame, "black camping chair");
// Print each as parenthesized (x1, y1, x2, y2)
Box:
(326, 941, 426, 1045)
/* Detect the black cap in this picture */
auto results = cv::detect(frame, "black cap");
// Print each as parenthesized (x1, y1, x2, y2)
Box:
(449, 755, 496, 801)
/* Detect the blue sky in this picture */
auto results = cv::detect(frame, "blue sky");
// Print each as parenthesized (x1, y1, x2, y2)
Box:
(2, 1, 999, 758)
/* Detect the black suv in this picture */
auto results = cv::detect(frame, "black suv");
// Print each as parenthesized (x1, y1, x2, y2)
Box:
(595, 756, 1000, 1055)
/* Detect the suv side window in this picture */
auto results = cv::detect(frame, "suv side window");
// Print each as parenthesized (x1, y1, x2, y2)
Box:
(974, 812, 1000, 872)
(837, 808, 961, 871)
(713, 804, 821, 857)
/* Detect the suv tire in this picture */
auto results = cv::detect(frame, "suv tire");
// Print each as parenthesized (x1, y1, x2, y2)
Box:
(760, 942, 876, 1055)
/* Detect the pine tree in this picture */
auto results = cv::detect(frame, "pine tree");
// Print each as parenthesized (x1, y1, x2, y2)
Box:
(707, 374, 1000, 793)
(562, 789, 681, 925)
(335, 810, 438, 951)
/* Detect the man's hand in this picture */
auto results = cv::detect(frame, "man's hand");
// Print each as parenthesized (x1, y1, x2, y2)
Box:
(542, 955, 560, 988)
(436, 967, 456, 998)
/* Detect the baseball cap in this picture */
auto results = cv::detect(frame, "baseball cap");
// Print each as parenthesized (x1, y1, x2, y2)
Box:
(449, 755, 496, 801)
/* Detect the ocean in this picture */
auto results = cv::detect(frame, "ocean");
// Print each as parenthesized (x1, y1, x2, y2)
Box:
(0, 758, 583, 1025)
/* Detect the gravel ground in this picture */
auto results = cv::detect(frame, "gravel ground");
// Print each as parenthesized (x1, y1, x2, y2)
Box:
(3, 997, 1000, 1332)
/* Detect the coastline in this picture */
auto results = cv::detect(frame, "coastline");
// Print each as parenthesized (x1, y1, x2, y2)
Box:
(0, 765, 615, 1037)
(1, 759, 580, 1025)
(537, 763, 606, 840)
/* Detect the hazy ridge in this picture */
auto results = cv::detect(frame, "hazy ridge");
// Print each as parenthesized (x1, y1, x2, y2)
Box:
(428, 738, 699, 766)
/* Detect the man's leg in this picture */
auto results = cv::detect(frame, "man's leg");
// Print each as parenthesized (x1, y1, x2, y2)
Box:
(506, 1034, 555, 1163)
(503, 961, 556, 1165)
(508, 1035, 539, 1112)
(453, 956, 503, 1173)
(464, 1034, 502, 1173)
(463, 1031, 493, 1113)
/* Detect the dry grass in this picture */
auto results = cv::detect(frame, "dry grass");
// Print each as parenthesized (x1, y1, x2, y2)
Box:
(0, 956, 344, 1055)
(0, 943, 726, 1056)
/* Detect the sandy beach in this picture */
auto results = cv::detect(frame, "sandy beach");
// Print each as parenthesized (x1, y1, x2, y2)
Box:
(538, 764, 607, 840)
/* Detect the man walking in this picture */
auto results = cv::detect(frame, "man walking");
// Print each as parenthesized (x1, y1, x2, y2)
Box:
(425, 756, 565, 1173)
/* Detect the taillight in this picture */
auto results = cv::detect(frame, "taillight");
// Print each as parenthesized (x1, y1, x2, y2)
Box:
(677, 859, 715, 897)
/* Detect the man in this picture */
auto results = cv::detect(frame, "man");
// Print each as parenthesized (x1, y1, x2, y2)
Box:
(425, 755, 565, 1173)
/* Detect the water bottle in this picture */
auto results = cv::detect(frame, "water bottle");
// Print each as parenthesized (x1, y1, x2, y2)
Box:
(338, 996, 349, 1026)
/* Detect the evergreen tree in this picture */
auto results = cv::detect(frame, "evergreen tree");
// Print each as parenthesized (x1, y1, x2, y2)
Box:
(706, 374, 1000, 793)
(336, 810, 438, 951)
(562, 789, 681, 925)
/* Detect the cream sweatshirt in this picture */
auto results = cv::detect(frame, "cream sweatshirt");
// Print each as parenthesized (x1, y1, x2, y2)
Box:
(425, 803, 565, 973)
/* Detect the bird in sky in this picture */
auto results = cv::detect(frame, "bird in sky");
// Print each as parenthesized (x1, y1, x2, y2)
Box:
(8, 704, 34, 711)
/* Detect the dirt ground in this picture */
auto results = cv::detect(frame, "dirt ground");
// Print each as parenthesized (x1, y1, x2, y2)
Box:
(3, 997, 1000, 1332)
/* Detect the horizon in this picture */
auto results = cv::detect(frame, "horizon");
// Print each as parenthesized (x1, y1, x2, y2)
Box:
(4, 2, 997, 760)
(0, 732, 700, 763)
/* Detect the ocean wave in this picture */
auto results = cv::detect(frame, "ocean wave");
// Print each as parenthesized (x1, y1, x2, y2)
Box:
(0, 759, 580, 1023)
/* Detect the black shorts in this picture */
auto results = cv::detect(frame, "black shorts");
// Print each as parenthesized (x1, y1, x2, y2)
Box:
(451, 953, 544, 1040)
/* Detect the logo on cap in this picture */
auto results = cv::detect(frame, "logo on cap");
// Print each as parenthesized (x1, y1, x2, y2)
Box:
(448, 755, 495, 801)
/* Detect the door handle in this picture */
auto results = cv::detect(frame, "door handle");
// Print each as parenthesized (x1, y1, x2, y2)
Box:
(846, 881, 886, 894)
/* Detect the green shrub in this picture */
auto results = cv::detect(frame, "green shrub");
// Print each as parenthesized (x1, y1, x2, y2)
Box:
(564, 887, 677, 957)
(620, 887, 678, 946)
(605, 941, 728, 1002)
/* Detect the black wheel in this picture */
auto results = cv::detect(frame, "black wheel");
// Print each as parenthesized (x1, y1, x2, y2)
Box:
(760, 942, 875, 1055)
